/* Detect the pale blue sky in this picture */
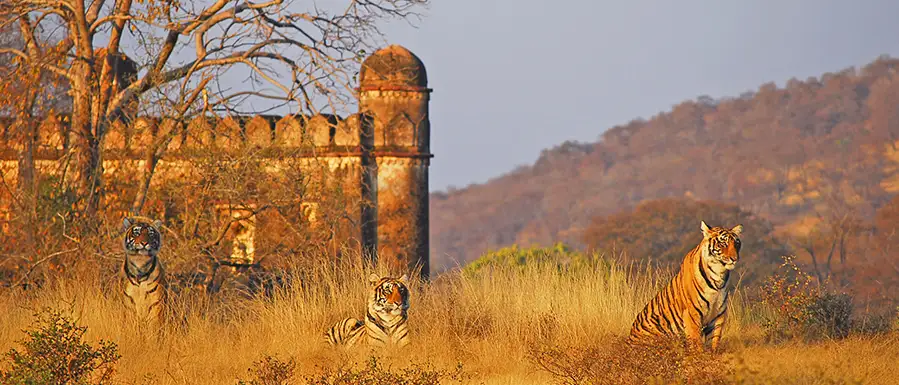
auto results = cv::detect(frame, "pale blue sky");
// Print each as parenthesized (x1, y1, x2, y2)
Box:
(375, 1, 899, 192)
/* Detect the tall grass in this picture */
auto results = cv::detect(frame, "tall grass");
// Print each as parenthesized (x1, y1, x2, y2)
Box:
(0, 250, 896, 384)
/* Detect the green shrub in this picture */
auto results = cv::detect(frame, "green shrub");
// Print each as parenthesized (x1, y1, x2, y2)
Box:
(0, 308, 120, 385)
(462, 243, 607, 276)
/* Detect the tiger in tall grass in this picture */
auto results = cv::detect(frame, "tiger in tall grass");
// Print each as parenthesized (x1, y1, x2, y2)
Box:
(325, 273, 411, 348)
(627, 220, 743, 352)
(121, 216, 167, 327)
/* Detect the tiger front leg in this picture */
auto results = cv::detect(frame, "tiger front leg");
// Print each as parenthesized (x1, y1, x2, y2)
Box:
(681, 310, 705, 353)
(708, 312, 727, 352)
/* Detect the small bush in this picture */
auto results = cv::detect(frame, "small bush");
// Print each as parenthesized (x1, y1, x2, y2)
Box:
(462, 243, 608, 276)
(851, 310, 895, 336)
(304, 356, 469, 385)
(806, 293, 853, 339)
(0, 307, 120, 385)
(237, 355, 296, 385)
(759, 256, 862, 341)
(759, 256, 821, 341)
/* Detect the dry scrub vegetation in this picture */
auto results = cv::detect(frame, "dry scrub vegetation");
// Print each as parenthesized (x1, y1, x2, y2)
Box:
(0, 249, 897, 385)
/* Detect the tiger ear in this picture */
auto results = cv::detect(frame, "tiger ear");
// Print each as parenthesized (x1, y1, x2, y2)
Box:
(122, 217, 132, 231)
(700, 220, 712, 238)
(368, 273, 381, 284)
(731, 224, 743, 236)
(152, 219, 163, 229)
(398, 274, 409, 283)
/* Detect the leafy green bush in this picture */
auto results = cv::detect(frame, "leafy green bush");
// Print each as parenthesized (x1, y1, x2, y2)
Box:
(462, 242, 607, 276)
(0, 308, 120, 385)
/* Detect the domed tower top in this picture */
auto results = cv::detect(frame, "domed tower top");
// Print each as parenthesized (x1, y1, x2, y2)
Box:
(359, 45, 428, 91)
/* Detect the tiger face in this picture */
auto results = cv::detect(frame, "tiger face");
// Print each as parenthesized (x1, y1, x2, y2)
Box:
(700, 220, 743, 271)
(122, 217, 163, 257)
(367, 273, 410, 320)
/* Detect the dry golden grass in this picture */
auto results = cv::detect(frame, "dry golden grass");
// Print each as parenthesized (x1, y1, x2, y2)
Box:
(0, 253, 896, 385)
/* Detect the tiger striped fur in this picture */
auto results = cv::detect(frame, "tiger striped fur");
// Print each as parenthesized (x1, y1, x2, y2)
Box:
(325, 273, 411, 348)
(121, 216, 167, 327)
(627, 220, 743, 352)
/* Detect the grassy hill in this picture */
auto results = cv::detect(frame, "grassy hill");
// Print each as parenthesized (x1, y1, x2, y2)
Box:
(430, 55, 899, 279)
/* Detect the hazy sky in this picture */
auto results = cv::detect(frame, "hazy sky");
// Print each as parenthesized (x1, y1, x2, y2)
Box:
(375, 0, 899, 192)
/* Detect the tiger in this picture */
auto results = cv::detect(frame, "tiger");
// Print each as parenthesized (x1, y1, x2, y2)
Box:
(627, 220, 743, 352)
(325, 273, 411, 348)
(121, 216, 167, 327)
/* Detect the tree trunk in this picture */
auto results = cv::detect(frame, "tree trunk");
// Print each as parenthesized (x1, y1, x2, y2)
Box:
(16, 120, 37, 249)
(69, 62, 103, 220)
(838, 232, 849, 286)
(824, 236, 837, 283)
(72, 115, 102, 218)
(131, 137, 161, 215)
(15, 73, 39, 253)
(838, 232, 847, 266)
(805, 246, 825, 284)
(131, 120, 185, 215)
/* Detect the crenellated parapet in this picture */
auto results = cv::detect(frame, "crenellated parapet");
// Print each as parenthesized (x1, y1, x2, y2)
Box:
(0, 112, 376, 161)
(0, 114, 73, 157)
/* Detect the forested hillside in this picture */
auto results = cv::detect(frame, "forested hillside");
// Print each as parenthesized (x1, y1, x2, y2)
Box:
(430, 56, 899, 293)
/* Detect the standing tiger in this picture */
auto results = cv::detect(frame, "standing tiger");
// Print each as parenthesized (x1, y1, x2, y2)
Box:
(627, 220, 743, 352)
(325, 273, 411, 348)
(121, 216, 167, 327)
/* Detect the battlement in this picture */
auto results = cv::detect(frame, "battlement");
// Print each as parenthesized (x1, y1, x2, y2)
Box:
(0, 113, 397, 161)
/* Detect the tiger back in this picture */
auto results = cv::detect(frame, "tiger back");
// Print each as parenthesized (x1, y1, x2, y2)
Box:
(325, 273, 411, 348)
(121, 216, 167, 328)
(627, 220, 743, 352)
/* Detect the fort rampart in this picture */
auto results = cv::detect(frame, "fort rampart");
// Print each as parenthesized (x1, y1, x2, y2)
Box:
(0, 45, 433, 277)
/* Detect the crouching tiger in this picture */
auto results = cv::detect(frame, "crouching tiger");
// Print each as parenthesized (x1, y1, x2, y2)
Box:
(325, 273, 411, 348)
(627, 220, 743, 352)
(121, 216, 167, 327)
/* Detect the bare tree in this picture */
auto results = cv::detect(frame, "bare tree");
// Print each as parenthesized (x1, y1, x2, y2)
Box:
(790, 228, 827, 284)
(129, 77, 210, 215)
(0, 0, 427, 218)
(789, 171, 871, 287)
(0, 18, 70, 249)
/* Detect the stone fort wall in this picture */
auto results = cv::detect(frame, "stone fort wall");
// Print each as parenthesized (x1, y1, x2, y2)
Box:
(0, 45, 433, 277)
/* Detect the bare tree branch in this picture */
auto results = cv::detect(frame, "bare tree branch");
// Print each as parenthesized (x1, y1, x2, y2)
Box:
(1, 0, 428, 250)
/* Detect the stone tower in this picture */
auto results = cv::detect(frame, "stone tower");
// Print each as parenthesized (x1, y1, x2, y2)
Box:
(358, 45, 432, 278)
